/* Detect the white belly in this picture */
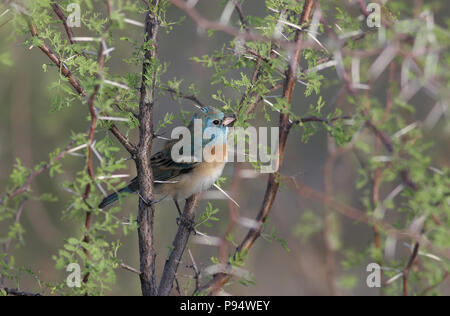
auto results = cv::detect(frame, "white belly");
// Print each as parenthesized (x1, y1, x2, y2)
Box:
(160, 162, 226, 199)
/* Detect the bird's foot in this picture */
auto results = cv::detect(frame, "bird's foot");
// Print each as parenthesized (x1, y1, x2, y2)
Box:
(139, 194, 168, 206)
(176, 216, 197, 235)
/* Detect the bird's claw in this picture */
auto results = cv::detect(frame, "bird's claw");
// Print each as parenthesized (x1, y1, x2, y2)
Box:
(176, 216, 197, 234)
(139, 194, 168, 206)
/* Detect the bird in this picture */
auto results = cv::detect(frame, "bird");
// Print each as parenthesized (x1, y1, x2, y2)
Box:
(98, 105, 236, 214)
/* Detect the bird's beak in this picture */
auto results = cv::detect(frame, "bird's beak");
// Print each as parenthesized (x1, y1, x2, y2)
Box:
(222, 114, 236, 127)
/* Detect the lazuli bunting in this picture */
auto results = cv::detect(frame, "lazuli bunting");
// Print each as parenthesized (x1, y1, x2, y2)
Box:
(98, 106, 236, 211)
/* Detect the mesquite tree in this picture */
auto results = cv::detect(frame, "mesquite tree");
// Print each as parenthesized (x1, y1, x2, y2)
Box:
(0, 0, 449, 296)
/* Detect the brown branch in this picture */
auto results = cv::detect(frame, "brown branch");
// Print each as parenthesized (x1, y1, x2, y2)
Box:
(164, 87, 207, 109)
(32, 7, 137, 159)
(295, 115, 352, 125)
(232, 0, 249, 31)
(0, 139, 77, 206)
(1, 287, 42, 296)
(369, 62, 395, 292)
(364, 115, 420, 192)
(158, 194, 201, 296)
(286, 176, 450, 273)
(106, 0, 112, 16)
(357, 0, 371, 17)
(81, 43, 104, 290)
(28, 21, 86, 96)
(109, 125, 138, 156)
(200, 0, 316, 295)
(166, 0, 319, 52)
(236, 8, 287, 119)
(403, 242, 419, 296)
(136, 3, 160, 296)
(365, 119, 394, 153)
(285, 177, 430, 249)
(51, 3, 75, 44)
(1, 198, 27, 287)
(187, 249, 202, 294)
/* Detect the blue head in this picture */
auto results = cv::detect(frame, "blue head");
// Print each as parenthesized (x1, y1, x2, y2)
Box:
(191, 106, 236, 146)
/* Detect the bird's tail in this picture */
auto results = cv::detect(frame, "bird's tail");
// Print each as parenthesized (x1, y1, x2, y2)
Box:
(98, 185, 135, 209)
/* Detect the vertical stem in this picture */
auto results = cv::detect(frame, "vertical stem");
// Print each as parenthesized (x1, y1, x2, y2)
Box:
(136, 3, 160, 296)
(81, 42, 104, 290)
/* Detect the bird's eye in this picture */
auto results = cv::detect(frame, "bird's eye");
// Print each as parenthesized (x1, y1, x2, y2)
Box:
(213, 120, 221, 126)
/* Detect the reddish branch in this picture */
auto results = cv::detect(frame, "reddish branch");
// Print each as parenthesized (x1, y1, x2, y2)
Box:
(166, 0, 319, 52)
(51, 3, 75, 44)
(369, 63, 395, 291)
(28, 22, 85, 96)
(403, 242, 419, 296)
(232, 0, 249, 31)
(13, 3, 135, 292)
(81, 43, 105, 288)
(200, 0, 316, 295)
(49, 3, 135, 156)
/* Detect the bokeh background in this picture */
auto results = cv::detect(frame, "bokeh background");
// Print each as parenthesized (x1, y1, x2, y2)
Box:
(0, 0, 449, 295)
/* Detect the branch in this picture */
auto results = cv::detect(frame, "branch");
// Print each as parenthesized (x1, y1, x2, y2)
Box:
(232, 0, 249, 31)
(0, 139, 76, 205)
(403, 242, 419, 296)
(1, 198, 27, 287)
(1, 288, 42, 296)
(158, 194, 201, 296)
(120, 262, 142, 275)
(81, 42, 105, 289)
(136, 3, 160, 296)
(164, 87, 207, 109)
(28, 21, 85, 96)
(200, 0, 316, 295)
(109, 125, 138, 156)
(35, 5, 137, 158)
(51, 3, 75, 44)
(286, 176, 450, 266)
(166, 0, 319, 51)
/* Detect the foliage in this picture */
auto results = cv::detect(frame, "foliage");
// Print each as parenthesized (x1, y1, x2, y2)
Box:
(0, 0, 449, 296)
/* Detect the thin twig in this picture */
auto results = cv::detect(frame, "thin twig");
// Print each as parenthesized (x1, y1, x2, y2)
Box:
(403, 242, 420, 296)
(164, 87, 207, 109)
(166, 0, 319, 51)
(120, 262, 142, 275)
(81, 42, 105, 290)
(51, 3, 75, 44)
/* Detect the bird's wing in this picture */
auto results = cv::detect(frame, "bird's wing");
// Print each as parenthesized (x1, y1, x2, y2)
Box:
(150, 145, 198, 183)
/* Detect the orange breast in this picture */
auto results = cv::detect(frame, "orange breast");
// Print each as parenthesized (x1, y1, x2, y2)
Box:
(208, 143, 227, 163)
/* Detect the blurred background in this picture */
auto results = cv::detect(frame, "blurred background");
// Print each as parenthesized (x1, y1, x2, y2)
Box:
(0, 0, 449, 295)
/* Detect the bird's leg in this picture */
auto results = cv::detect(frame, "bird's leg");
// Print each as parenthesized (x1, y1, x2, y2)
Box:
(174, 198, 197, 234)
(173, 198, 182, 216)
